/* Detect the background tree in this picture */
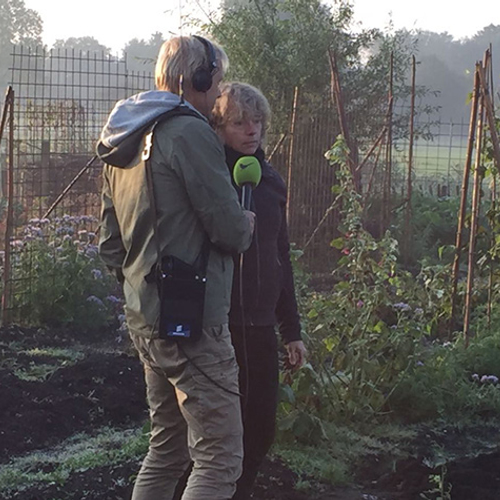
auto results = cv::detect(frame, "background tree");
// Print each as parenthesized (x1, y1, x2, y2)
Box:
(403, 26, 500, 122)
(52, 36, 110, 56)
(207, 0, 370, 130)
(122, 32, 164, 73)
(207, 0, 430, 145)
(0, 0, 43, 91)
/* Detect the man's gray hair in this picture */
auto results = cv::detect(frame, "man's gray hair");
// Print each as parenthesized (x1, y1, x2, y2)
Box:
(155, 35, 228, 93)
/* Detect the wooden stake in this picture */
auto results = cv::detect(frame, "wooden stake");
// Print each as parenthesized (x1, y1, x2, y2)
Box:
(362, 129, 386, 205)
(464, 64, 486, 348)
(450, 66, 481, 334)
(328, 49, 359, 186)
(285, 87, 299, 224)
(404, 55, 416, 264)
(0, 87, 13, 198)
(487, 44, 496, 329)
(381, 52, 394, 235)
(1, 88, 14, 326)
(477, 60, 500, 170)
(268, 132, 287, 162)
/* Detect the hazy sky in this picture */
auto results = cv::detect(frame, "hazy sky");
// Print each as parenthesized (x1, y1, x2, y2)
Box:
(23, 0, 500, 53)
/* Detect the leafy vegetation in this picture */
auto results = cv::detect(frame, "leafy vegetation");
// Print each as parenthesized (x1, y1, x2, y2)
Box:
(2, 215, 122, 333)
(278, 135, 500, 433)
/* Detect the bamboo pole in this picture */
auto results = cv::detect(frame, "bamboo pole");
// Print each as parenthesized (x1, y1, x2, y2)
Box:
(268, 132, 287, 162)
(404, 55, 416, 264)
(381, 52, 394, 235)
(477, 61, 500, 169)
(450, 65, 481, 333)
(487, 170, 496, 329)
(363, 130, 386, 205)
(487, 44, 495, 328)
(463, 65, 486, 348)
(0, 87, 12, 148)
(328, 49, 358, 186)
(1, 89, 14, 325)
(42, 154, 98, 220)
(285, 87, 299, 224)
(355, 123, 388, 174)
(0, 87, 13, 198)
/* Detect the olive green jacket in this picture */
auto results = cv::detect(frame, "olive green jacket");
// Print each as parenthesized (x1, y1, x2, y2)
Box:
(98, 98, 252, 338)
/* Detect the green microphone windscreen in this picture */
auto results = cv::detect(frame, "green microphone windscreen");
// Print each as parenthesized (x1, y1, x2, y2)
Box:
(233, 156, 262, 188)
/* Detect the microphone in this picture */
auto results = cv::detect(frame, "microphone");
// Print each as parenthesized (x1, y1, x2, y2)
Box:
(232, 156, 262, 210)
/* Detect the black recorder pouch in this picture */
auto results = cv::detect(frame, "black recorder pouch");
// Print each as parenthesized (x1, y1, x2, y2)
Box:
(156, 241, 209, 342)
(141, 112, 210, 343)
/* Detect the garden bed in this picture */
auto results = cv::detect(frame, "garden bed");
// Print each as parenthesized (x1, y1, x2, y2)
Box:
(1, 325, 500, 500)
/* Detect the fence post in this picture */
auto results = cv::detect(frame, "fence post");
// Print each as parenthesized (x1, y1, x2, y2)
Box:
(1, 87, 15, 325)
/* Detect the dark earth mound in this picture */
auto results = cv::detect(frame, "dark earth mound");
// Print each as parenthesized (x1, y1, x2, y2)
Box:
(2, 325, 500, 499)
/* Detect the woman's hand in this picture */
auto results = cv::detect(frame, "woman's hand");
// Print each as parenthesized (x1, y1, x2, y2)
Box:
(285, 340, 307, 370)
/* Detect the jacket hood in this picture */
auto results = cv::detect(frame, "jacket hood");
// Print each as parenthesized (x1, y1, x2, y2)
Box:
(96, 90, 205, 168)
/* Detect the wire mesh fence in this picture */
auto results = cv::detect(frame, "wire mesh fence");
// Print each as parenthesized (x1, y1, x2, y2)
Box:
(0, 45, 475, 324)
(1, 46, 153, 322)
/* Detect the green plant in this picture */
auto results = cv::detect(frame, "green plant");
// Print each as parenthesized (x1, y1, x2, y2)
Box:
(6, 215, 121, 332)
(420, 466, 452, 500)
(277, 136, 485, 432)
(281, 137, 438, 421)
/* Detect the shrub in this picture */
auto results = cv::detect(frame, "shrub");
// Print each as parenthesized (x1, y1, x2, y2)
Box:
(4, 215, 121, 333)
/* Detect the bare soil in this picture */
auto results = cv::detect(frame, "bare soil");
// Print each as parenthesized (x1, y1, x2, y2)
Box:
(1, 325, 500, 500)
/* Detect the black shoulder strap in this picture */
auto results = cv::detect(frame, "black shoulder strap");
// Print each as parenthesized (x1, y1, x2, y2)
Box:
(143, 112, 210, 276)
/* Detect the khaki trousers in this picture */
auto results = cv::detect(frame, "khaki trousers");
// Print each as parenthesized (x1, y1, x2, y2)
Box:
(130, 324, 243, 500)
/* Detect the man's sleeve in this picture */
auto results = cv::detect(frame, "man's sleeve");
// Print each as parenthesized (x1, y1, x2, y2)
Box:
(98, 169, 126, 283)
(167, 119, 252, 253)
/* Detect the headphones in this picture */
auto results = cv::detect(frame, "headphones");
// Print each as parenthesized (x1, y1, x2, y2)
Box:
(192, 35, 218, 93)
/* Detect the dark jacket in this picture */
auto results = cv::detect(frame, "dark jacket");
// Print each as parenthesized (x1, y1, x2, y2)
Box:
(225, 146, 301, 344)
(98, 91, 252, 338)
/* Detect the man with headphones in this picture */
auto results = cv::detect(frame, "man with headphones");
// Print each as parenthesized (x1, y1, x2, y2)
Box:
(98, 35, 255, 500)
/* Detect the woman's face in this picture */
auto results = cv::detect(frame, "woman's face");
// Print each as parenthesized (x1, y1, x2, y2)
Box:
(220, 116, 263, 155)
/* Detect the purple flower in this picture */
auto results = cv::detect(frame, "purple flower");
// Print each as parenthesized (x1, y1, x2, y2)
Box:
(416, 361, 424, 367)
(85, 245, 98, 258)
(86, 295, 105, 309)
(472, 373, 480, 382)
(106, 295, 121, 304)
(356, 300, 364, 308)
(393, 302, 411, 312)
(92, 269, 103, 280)
(481, 375, 489, 384)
